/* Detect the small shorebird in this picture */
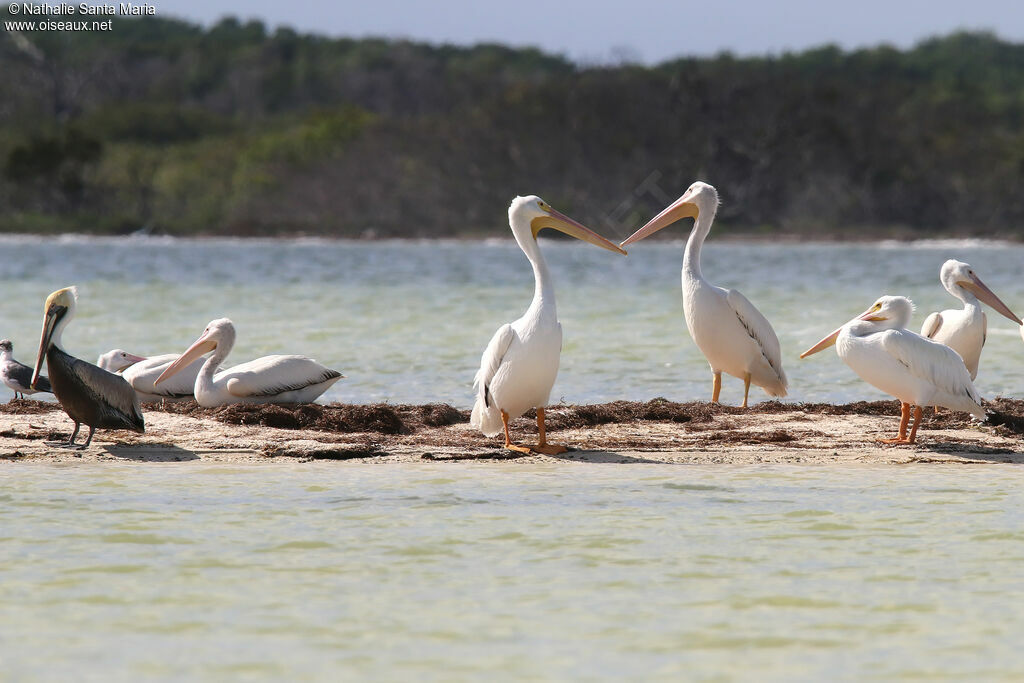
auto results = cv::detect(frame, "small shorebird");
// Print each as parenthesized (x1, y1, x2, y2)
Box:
(155, 318, 342, 407)
(920, 259, 1021, 380)
(801, 295, 984, 444)
(32, 287, 145, 448)
(1, 339, 52, 399)
(470, 195, 625, 453)
(98, 349, 204, 401)
(620, 181, 787, 407)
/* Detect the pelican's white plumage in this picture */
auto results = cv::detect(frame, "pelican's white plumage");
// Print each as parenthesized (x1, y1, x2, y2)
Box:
(802, 295, 984, 443)
(920, 259, 1021, 379)
(470, 195, 625, 452)
(620, 181, 787, 406)
(155, 319, 343, 407)
(97, 350, 204, 401)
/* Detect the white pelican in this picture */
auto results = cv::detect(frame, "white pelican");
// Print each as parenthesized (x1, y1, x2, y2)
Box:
(801, 295, 984, 444)
(31, 287, 144, 448)
(97, 349, 204, 401)
(1, 339, 52, 399)
(470, 195, 625, 453)
(155, 318, 342, 407)
(920, 259, 1021, 379)
(620, 181, 787, 407)
(97, 349, 147, 373)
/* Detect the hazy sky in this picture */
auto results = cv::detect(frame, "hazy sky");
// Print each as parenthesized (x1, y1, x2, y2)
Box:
(157, 0, 1024, 63)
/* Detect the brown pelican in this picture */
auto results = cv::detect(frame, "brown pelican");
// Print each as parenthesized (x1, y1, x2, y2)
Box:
(32, 287, 145, 448)
(97, 349, 203, 401)
(1, 339, 52, 399)
(155, 318, 342, 407)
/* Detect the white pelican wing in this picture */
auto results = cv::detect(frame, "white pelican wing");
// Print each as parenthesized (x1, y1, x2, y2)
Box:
(920, 312, 943, 339)
(123, 354, 201, 398)
(473, 324, 514, 408)
(725, 289, 785, 379)
(879, 330, 981, 405)
(222, 355, 342, 398)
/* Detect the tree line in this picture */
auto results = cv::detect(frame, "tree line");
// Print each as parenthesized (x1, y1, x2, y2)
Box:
(2, 13, 1023, 239)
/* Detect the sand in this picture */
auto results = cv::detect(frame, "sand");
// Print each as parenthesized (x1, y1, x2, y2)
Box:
(1, 398, 1022, 465)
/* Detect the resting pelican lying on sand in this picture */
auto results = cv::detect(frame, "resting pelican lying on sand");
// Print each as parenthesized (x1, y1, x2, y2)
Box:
(920, 259, 1021, 380)
(1, 339, 51, 399)
(32, 287, 144, 448)
(155, 318, 342, 407)
(470, 195, 625, 453)
(620, 181, 787, 407)
(801, 295, 984, 444)
(98, 349, 204, 401)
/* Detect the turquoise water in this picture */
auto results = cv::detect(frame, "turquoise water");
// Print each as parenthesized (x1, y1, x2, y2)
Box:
(1, 235, 1023, 407)
(3, 237, 1024, 679)
(2, 463, 1024, 680)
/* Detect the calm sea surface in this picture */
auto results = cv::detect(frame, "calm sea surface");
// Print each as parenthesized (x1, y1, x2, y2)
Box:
(2, 237, 1024, 679)
(1, 235, 1022, 406)
(2, 463, 1024, 680)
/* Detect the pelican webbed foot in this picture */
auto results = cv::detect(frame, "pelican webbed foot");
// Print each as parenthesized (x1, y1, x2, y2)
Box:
(500, 409, 531, 453)
(46, 422, 83, 449)
(530, 407, 570, 454)
(530, 444, 569, 455)
(876, 403, 923, 445)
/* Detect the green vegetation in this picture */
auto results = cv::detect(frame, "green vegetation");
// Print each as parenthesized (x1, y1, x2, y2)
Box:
(2, 14, 1024, 238)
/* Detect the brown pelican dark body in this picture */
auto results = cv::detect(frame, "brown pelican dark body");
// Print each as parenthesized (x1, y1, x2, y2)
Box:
(32, 287, 144, 449)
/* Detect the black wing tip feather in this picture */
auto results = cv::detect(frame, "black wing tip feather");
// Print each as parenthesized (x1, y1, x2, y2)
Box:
(12, 363, 52, 393)
(250, 368, 343, 398)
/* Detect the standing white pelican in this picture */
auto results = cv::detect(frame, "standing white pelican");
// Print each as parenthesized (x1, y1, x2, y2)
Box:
(1, 340, 52, 399)
(920, 259, 1021, 379)
(801, 295, 984, 444)
(470, 195, 625, 453)
(620, 181, 787, 407)
(31, 287, 145, 448)
(97, 349, 204, 401)
(155, 318, 342, 407)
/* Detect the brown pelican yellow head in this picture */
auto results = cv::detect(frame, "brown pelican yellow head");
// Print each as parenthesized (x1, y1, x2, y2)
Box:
(33, 287, 77, 389)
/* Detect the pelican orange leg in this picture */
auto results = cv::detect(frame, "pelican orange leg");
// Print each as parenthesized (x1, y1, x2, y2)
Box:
(905, 406, 924, 444)
(741, 373, 752, 409)
(501, 410, 531, 454)
(711, 372, 722, 404)
(530, 408, 568, 455)
(878, 402, 922, 445)
(502, 408, 569, 454)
